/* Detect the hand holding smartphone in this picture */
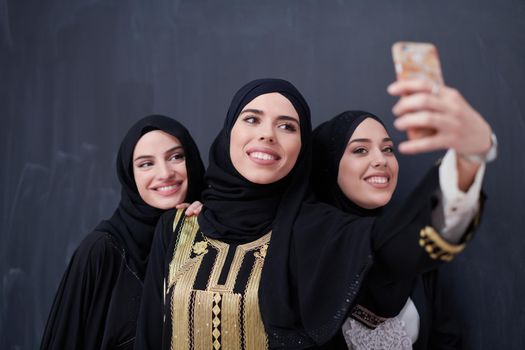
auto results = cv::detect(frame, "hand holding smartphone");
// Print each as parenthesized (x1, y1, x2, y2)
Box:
(392, 41, 444, 139)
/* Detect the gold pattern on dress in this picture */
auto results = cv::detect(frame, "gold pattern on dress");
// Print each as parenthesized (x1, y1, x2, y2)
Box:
(168, 211, 203, 350)
(221, 292, 242, 349)
(206, 234, 272, 293)
(168, 209, 271, 350)
(168, 210, 200, 287)
(194, 291, 214, 350)
(206, 239, 230, 292)
(172, 208, 184, 232)
(212, 293, 222, 349)
(243, 238, 270, 349)
(418, 225, 466, 261)
(254, 244, 268, 260)
(193, 241, 208, 255)
(170, 254, 204, 350)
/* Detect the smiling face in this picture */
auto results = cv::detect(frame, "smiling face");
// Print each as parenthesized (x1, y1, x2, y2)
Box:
(132, 130, 188, 209)
(337, 118, 399, 209)
(229, 92, 302, 184)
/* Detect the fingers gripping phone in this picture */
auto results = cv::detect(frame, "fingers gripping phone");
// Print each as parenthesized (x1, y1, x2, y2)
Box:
(392, 41, 444, 139)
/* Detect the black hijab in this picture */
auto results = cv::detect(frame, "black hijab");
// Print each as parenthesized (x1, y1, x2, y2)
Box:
(312, 110, 389, 217)
(306, 110, 443, 339)
(195, 79, 370, 348)
(96, 114, 204, 278)
(263, 107, 440, 348)
(198, 78, 311, 243)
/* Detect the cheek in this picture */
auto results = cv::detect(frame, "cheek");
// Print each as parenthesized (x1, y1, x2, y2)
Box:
(283, 136, 302, 162)
(132, 169, 147, 192)
(337, 159, 360, 194)
(389, 158, 399, 184)
(179, 165, 189, 195)
(229, 128, 246, 166)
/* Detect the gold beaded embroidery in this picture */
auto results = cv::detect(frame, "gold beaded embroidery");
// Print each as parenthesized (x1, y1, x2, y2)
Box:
(243, 247, 269, 349)
(418, 226, 466, 262)
(167, 210, 270, 350)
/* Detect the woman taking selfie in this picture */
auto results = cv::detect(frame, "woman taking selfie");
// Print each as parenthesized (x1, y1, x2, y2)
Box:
(41, 115, 205, 350)
(135, 79, 494, 349)
(312, 107, 490, 349)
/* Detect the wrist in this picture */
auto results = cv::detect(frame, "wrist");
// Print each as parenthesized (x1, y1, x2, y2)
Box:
(458, 132, 498, 164)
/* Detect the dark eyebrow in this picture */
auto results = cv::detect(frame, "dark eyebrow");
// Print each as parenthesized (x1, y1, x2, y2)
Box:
(240, 109, 300, 124)
(348, 137, 393, 145)
(165, 145, 184, 154)
(240, 108, 264, 115)
(277, 115, 300, 124)
(133, 145, 183, 162)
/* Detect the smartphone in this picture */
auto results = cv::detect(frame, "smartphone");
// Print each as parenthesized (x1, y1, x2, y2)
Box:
(392, 41, 444, 139)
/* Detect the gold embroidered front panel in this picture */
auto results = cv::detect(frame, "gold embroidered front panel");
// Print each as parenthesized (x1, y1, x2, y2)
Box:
(166, 210, 270, 350)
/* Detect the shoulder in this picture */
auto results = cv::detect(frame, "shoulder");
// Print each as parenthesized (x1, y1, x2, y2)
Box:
(68, 230, 124, 272)
(159, 208, 198, 233)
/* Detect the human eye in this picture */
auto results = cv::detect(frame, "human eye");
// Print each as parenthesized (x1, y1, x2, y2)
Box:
(136, 161, 153, 169)
(169, 152, 185, 162)
(352, 147, 368, 155)
(383, 145, 395, 153)
(278, 122, 298, 132)
(243, 116, 259, 125)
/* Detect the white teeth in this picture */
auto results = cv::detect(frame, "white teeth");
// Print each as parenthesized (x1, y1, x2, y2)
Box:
(157, 185, 178, 191)
(366, 176, 388, 184)
(250, 152, 276, 160)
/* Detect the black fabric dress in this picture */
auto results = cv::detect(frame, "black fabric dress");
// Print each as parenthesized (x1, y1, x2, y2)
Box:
(40, 115, 205, 350)
(135, 81, 471, 350)
(311, 110, 479, 349)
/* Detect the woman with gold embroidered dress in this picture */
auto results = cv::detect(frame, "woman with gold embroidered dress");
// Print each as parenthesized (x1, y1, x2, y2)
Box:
(135, 79, 494, 349)
(311, 107, 491, 349)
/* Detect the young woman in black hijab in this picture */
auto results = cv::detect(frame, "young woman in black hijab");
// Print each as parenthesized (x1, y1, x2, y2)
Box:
(312, 110, 488, 349)
(135, 79, 493, 349)
(41, 115, 205, 350)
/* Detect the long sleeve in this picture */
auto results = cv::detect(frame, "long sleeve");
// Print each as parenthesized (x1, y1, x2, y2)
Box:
(353, 158, 485, 319)
(134, 212, 171, 350)
(432, 149, 485, 243)
(40, 232, 121, 350)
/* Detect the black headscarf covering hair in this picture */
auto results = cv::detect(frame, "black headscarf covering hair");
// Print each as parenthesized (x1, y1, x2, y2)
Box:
(198, 78, 311, 242)
(95, 114, 204, 278)
(263, 106, 440, 347)
(196, 79, 372, 348)
(305, 110, 444, 343)
(312, 110, 390, 217)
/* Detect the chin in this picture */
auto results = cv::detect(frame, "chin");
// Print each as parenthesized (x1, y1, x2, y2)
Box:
(374, 196, 393, 208)
(149, 196, 185, 210)
(244, 172, 284, 185)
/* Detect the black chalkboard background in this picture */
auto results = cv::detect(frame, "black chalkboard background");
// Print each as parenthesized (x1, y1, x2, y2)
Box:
(1, 0, 523, 349)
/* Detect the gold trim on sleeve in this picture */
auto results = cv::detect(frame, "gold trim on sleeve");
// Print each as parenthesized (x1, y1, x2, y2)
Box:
(418, 226, 466, 262)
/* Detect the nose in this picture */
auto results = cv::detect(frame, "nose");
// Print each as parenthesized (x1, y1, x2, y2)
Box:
(157, 161, 175, 180)
(258, 124, 275, 143)
(259, 135, 275, 142)
(371, 150, 387, 168)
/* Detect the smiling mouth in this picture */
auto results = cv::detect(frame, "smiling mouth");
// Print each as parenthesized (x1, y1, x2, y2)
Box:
(156, 184, 180, 192)
(249, 151, 280, 161)
(152, 182, 183, 196)
(365, 176, 389, 185)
